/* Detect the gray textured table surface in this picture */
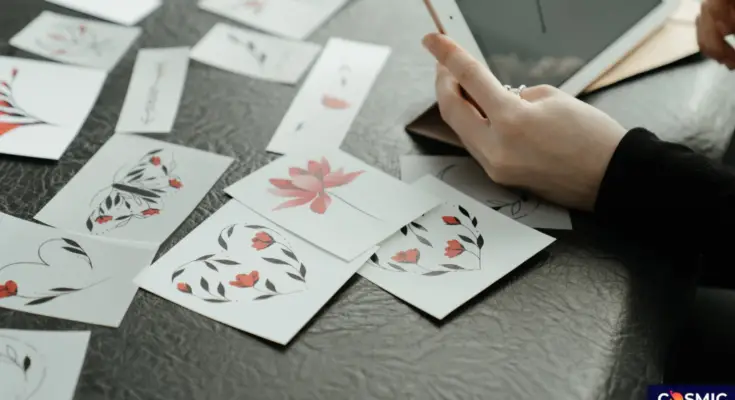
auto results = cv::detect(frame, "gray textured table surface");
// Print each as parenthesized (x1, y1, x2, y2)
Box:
(0, 0, 721, 399)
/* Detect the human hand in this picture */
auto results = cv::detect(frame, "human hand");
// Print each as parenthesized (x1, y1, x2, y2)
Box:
(697, 0, 735, 69)
(421, 33, 627, 211)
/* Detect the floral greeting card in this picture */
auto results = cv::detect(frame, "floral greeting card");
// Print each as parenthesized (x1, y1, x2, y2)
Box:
(35, 134, 234, 245)
(266, 38, 391, 155)
(225, 148, 443, 261)
(0, 329, 89, 400)
(10, 11, 141, 72)
(135, 200, 373, 345)
(198, 0, 348, 40)
(0, 213, 157, 326)
(358, 176, 555, 320)
(46, 0, 162, 26)
(399, 155, 573, 230)
(0, 56, 106, 160)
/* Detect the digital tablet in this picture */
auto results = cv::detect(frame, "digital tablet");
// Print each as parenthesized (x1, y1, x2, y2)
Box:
(424, 0, 679, 96)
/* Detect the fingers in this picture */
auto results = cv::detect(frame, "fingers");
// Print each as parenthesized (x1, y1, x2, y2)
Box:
(435, 65, 486, 139)
(423, 33, 520, 117)
(698, 0, 735, 68)
(518, 84, 556, 102)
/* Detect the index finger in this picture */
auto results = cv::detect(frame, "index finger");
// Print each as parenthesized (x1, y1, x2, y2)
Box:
(422, 32, 518, 117)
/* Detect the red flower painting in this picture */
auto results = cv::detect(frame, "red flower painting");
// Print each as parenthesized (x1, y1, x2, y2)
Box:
(322, 95, 350, 110)
(268, 157, 376, 218)
(0, 280, 17, 298)
(169, 178, 183, 189)
(444, 240, 465, 258)
(230, 271, 260, 288)
(0, 68, 49, 136)
(37, 24, 109, 58)
(251, 231, 274, 250)
(392, 249, 420, 264)
(177, 282, 192, 294)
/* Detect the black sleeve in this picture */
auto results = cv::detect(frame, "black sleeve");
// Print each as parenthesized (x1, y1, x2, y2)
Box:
(594, 128, 735, 259)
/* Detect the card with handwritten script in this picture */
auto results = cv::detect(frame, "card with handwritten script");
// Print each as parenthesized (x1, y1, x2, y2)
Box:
(225, 149, 442, 260)
(46, 0, 162, 26)
(0, 213, 157, 326)
(10, 11, 141, 72)
(198, 0, 348, 40)
(189, 23, 321, 85)
(400, 155, 573, 230)
(135, 200, 374, 345)
(116, 47, 190, 134)
(0, 329, 90, 400)
(35, 134, 234, 245)
(266, 38, 390, 154)
(358, 176, 555, 319)
(0, 56, 106, 160)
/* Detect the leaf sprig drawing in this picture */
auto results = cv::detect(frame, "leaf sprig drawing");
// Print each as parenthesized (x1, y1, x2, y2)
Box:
(36, 23, 111, 57)
(0, 343, 32, 376)
(227, 33, 267, 66)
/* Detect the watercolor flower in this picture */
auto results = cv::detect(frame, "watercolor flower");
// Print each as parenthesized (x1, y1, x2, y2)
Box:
(150, 156, 161, 166)
(0, 67, 47, 136)
(169, 178, 182, 189)
(322, 95, 350, 110)
(442, 216, 461, 225)
(0, 280, 17, 298)
(230, 271, 259, 288)
(142, 208, 160, 216)
(391, 249, 420, 264)
(95, 215, 113, 224)
(445, 240, 465, 258)
(177, 283, 192, 294)
(251, 232, 274, 250)
(268, 157, 372, 217)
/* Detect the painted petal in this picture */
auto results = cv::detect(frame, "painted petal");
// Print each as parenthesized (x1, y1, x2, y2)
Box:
(268, 188, 316, 199)
(323, 169, 364, 188)
(288, 167, 309, 178)
(0, 123, 19, 136)
(310, 192, 332, 214)
(307, 160, 322, 176)
(290, 174, 323, 192)
(320, 157, 331, 175)
(269, 178, 299, 190)
(273, 196, 316, 211)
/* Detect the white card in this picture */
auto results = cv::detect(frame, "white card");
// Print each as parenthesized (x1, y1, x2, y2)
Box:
(0, 214, 157, 326)
(45, 0, 162, 26)
(10, 11, 141, 72)
(400, 155, 573, 230)
(0, 56, 106, 160)
(358, 176, 555, 319)
(0, 329, 90, 400)
(198, 0, 348, 40)
(34, 134, 234, 245)
(225, 149, 442, 261)
(189, 23, 321, 85)
(135, 200, 374, 345)
(116, 47, 190, 134)
(266, 38, 390, 154)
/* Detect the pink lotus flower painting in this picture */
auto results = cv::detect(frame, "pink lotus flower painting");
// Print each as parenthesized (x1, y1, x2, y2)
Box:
(268, 157, 376, 218)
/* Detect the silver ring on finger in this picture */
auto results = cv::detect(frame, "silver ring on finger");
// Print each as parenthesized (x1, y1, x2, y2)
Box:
(504, 84, 527, 97)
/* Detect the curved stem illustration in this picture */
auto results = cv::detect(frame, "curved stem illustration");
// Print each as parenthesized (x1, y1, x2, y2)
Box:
(329, 192, 380, 220)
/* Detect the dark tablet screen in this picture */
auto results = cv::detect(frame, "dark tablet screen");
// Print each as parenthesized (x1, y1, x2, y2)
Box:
(455, 0, 663, 88)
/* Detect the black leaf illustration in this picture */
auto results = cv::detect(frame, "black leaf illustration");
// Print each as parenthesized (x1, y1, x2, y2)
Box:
(254, 294, 275, 301)
(114, 194, 121, 205)
(477, 235, 485, 249)
(25, 296, 56, 306)
(129, 172, 144, 182)
(200, 277, 210, 292)
(410, 222, 427, 231)
(99, 206, 104, 215)
(115, 215, 131, 220)
(126, 168, 144, 177)
(23, 356, 31, 372)
(86, 218, 93, 232)
(423, 271, 448, 276)
(458, 205, 470, 218)
(62, 238, 82, 248)
(262, 257, 290, 266)
(171, 269, 185, 281)
(215, 259, 239, 265)
(105, 196, 112, 209)
(227, 225, 234, 237)
(218, 234, 228, 250)
(63, 246, 87, 256)
(112, 183, 160, 198)
(151, 189, 165, 193)
(472, 217, 478, 227)
(299, 263, 306, 278)
(162, 166, 168, 175)
(196, 254, 214, 261)
(370, 253, 379, 263)
(415, 235, 433, 248)
(440, 264, 464, 270)
(281, 248, 298, 261)
(125, 201, 131, 209)
(203, 299, 229, 303)
(458, 235, 475, 245)
(204, 261, 218, 272)
(49, 287, 79, 292)
(217, 282, 225, 297)
(145, 149, 163, 156)
(265, 279, 276, 292)
(387, 262, 406, 271)
(144, 177, 156, 181)
(400, 226, 408, 235)
(245, 224, 267, 229)
(287, 272, 305, 282)
(511, 201, 522, 216)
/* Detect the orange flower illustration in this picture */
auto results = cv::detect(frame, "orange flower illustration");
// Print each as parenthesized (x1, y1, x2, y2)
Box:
(0, 280, 17, 298)
(251, 231, 274, 250)
(444, 240, 465, 258)
(169, 178, 183, 189)
(442, 216, 461, 225)
(177, 283, 192, 294)
(391, 249, 420, 264)
(142, 208, 160, 216)
(95, 215, 113, 224)
(322, 95, 350, 109)
(150, 156, 161, 166)
(0, 68, 48, 136)
(230, 271, 260, 288)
